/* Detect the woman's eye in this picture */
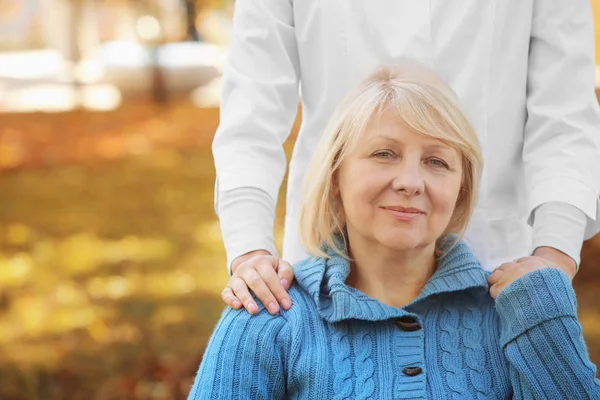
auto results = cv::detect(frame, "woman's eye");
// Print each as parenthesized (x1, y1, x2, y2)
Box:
(373, 150, 395, 159)
(427, 158, 448, 168)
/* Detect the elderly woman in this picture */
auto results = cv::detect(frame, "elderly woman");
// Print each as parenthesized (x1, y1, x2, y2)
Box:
(188, 65, 600, 399)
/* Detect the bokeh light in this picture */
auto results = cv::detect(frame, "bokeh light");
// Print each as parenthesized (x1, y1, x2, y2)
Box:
(0, 1, 598, 399)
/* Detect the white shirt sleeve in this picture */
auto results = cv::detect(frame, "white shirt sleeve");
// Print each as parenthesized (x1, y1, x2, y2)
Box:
(213, 0, 299, 211)
(217, 187, 278, 274)
(531, 202, 587, 268)
(524, 0, 600, 235)
(212, 0, 299, 273)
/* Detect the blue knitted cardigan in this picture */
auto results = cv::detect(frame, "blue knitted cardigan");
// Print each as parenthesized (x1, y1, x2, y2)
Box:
(188, 240, 600, 399)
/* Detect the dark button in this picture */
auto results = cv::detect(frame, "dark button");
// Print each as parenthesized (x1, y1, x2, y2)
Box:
(402, 367, 422, 377)
(395, 316, 421, 332)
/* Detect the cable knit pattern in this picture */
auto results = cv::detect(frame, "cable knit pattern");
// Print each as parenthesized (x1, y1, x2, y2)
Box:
(331, 322, 354, 399)
(439, 302, 467, 398)
(188, 240, 600, 399)
(353, 328, 375, 400)
(461, 299, 492, 399)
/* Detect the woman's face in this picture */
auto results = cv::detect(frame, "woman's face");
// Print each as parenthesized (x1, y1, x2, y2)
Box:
(336, 109, 463, 253)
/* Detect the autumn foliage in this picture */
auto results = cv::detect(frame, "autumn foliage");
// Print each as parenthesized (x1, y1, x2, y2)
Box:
(0, 100, 597, 399)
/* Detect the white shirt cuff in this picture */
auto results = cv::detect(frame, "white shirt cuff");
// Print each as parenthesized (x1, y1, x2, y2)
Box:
(531, 201, 587, 268)
(217, 186, 278, 273)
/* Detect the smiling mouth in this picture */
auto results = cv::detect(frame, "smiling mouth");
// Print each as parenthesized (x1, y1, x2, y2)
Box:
(381, 207, 425, 221)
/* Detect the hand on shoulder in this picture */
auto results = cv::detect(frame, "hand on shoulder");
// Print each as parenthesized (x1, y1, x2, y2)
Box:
(488, 246, 577, 300)
(221, 250, 294, 315)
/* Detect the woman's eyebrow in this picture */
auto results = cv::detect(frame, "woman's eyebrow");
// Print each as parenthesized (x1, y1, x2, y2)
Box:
(373, 136, 453, 152)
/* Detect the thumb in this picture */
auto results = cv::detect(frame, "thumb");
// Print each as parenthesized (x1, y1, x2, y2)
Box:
(276, 259, 294, 290)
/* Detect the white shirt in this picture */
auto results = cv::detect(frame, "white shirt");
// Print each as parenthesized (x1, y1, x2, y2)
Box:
(214, 0, 600, 271)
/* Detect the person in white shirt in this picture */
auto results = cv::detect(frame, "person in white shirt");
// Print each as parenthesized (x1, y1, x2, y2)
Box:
(215, 0, 600, 315)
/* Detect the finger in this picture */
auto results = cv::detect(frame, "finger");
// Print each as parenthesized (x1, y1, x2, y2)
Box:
(515, 256, 534, 263)
(258, 263, 292, 311)
(487, 269, 503, 285)
(230, 277, 259, 315)
(277, 259, 294, 292)
(495, 261, 515, 272)
(489, 283, 501, 300)
(242, 269, 280, 315)
(221, 286, 242, 309)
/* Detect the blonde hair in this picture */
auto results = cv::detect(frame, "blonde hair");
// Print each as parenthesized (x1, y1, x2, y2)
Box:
(298, 63, 483, 259)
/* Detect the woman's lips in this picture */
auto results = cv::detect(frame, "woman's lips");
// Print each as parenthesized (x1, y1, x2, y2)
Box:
(381, 207, 425, 221)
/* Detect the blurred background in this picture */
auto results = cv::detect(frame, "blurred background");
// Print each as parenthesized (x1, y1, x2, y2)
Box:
(0, 0, 599, 399)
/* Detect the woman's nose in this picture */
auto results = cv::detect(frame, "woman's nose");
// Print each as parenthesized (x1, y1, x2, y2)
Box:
(391, 160, 425, 196)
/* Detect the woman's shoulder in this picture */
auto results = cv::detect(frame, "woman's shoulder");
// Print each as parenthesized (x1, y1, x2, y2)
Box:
(219, 273, 320, 328)
(204, 283, 320, 358)
(282, 280, 321, 321)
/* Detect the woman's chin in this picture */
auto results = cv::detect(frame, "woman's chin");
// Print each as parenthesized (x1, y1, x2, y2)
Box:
(376, 233, 432, 253)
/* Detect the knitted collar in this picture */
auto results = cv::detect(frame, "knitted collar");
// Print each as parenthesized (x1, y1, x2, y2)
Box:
(293, 237, 489, 323)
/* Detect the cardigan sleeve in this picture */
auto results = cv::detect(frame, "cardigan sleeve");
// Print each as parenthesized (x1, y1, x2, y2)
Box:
(187, 306, 288, 399)
(495, 268, 600, 398)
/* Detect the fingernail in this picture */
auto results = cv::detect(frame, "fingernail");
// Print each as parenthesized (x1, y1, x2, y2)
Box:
(281, 298, 292, 310)
(232, 300, 241, 308)
(280, 279, 289, 290)
(267, 302, 279, 315)
(247, 302, 257, 313)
